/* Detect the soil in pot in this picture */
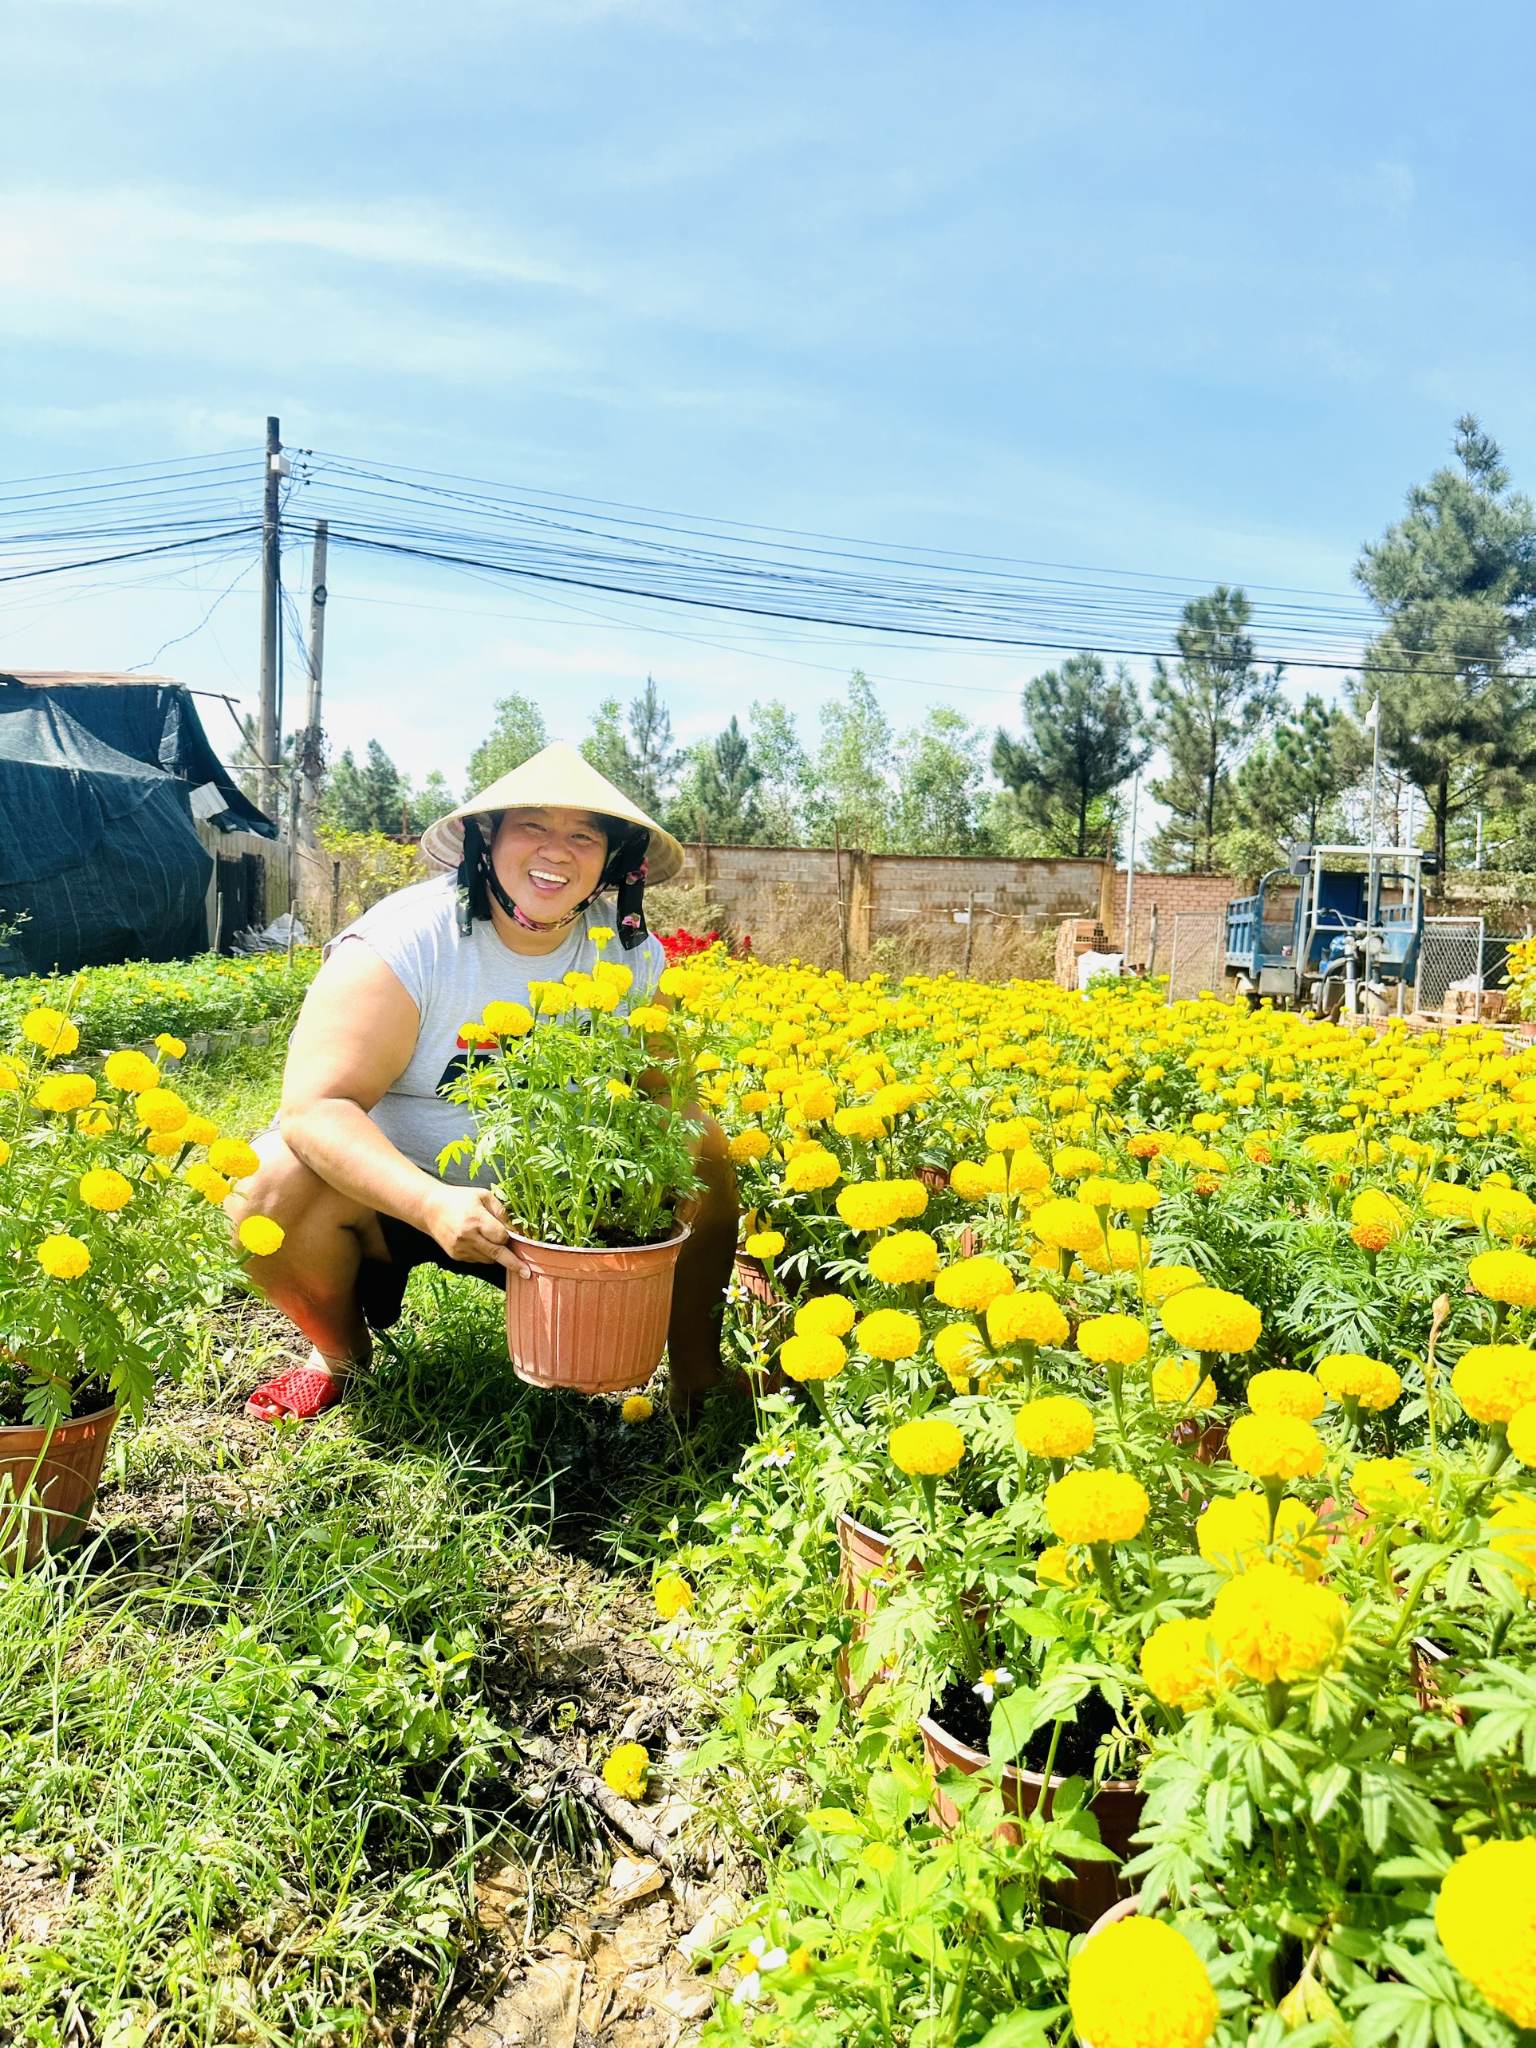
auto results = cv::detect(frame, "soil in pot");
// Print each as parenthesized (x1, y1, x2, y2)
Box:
(921, 1682, 1143, 1930)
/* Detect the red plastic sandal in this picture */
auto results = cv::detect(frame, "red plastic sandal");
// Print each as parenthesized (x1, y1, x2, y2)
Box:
(245, 1364, 345, 1423)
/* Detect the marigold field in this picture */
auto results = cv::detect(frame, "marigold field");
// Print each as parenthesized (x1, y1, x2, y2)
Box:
(6, 949, 1536, 2048)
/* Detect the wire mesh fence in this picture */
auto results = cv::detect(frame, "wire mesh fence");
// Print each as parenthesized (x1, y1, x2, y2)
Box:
(1415, 916, 1485, 1014)
(1164, 912, 1227, 1004)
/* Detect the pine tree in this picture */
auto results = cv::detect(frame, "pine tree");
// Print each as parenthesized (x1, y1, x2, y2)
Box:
(992, 652, 1148, 857)
(464, 693, 547, 797)
(626, 676, 683, 814)
(671, 716, 765, 842)
(1354, 415, 1536, 875)
(1148, 587, 1280, 870)
(1218, 695, 1368, 877)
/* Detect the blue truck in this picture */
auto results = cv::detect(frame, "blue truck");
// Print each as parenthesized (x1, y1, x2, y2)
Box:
(1224, 843, 1429, 1015)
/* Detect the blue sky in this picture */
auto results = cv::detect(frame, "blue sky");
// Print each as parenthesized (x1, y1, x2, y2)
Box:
(5, 0, 1534, 820)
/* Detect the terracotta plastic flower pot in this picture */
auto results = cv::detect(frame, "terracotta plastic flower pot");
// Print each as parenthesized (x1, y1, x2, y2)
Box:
(732, 1251, 782, 1307)
(504, 1226, 689, 1394)
(0, 1403, 119, 1566)
(917, 1164, 951, 1192)
(835, 1510, 921, 1702)
(1170, 1416, 1229, 1465)
(918, 1711, 1144, 1930)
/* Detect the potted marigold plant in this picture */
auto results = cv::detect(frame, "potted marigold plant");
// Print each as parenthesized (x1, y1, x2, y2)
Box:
(441, 949, 705, 1394)
(0, 1005, 275, 1560)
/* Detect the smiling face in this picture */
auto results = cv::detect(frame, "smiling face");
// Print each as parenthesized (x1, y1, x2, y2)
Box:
(489, 806, 610, 928)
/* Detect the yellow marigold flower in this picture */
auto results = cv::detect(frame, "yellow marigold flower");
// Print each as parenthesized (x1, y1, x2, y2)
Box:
(744, 1230, 786, 1259)
(206, 1137, 260, 1181)
(36, 1233, 91, 1280)
(948, 1159, 994, 1200)
(739, 1089, 772, 1116)
(78, 1167, 132, 1213)
(21, 1007, 79, 1058)
(1313, 1351, 1401, 1410)
(1453, 1344, 1536, 1426)
(1126, 1132, 1165, 1160)
(1247, 1368, 1325, 1421)
(586, 925, 615, 947)
(625, 1003, 670, 1034)
(135, 1086, 189, 1136)
(1211, 1561, 1345, 1684)
(154, 1033, 187, 1058)
(0, 1138, 9, 1166)
(934, 1321, 986, 1376)
(784, 1145, 840, 1193)
(1349, 1457, 1428, 1516)
(1487, 1497, 1536, 1588)
(1468, 1247, 1536, 1307)
(1068, 1916, 1218, 2048)
(1435, 1837, 1536, 2029)
(1014, 1395, 1095, 1461)
(482, 999, 535, 1038)
(728, 1127, 772, 1164)
(103, 1048, 161, 1094)
(986, 1289, 1068, 1349)
(1509, 1403, 1536, 1468)
(147, 1131, 187, 1157)
(1030, 1197, 1103, 1255)
(1077, 1313, 1149, 1367)
(183, 1116, 218, 1147)
(1036, 1543, 1076, 1586)
(1228, 1412, 1325, 1483)
(1350, 1187, 1407, 1240)
(934, 1255, 1015, 1312)
(1151, 1357, 1218, 1409)
(237, 1214, 286, 1257)
(601, 1741, 650, 1800)
(867, 1229, 940, 1286)
(184, 1163, 232, 1205)
(33, 1073, 97, 1114)
(834, 1103, 888, 1141)
(1045, 1468, 1149, 1546)
(653, 1572, 693, 1618)
(778, 1332, 848, 1382)
(888, 1416, 965, 1476)
(1161, 1286, 1262, 1355)
(1143, 1263, 1204, 1303)
(793, 1294, 856, 1339)
(1140, 1617, 1223, 1710)
(620, 1394, 654, 1424)
(857, 1309, 921, 1361)
(1197, 1492, 1325, 1579)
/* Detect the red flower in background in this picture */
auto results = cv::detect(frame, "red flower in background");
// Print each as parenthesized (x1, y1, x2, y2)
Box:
(658, 928, 752, 962)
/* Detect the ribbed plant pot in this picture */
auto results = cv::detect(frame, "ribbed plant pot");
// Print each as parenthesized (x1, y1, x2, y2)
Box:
(835, 1510, 921, 1703)
(505, 1226, 689, 1394)
(918, 1712, 1143, 1930)
(0, 1403, 119, 1565)
(1170, 1416, 1229, 1465)
(917, 1164, 951, 1192)
(732, 1251, 781, 1307)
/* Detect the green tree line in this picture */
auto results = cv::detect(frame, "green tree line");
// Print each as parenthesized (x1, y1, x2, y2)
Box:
(300, 416, 1536, 877)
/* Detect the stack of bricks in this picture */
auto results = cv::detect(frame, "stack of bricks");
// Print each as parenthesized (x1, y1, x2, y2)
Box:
(1056, 917, 1109, 989)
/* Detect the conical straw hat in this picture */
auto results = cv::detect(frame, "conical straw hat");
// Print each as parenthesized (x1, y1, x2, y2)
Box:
(420, 740, 685, 884)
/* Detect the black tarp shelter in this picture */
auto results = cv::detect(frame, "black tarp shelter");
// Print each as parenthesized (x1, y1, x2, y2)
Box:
(0, 674, 271, 976)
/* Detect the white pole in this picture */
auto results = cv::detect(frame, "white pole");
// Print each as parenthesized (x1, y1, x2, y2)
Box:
(1475, 810, 1483, 870)
(1122, 774, 1140, 973)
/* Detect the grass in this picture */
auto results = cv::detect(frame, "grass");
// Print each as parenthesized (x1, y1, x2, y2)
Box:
(0, 1041, 749, 2047)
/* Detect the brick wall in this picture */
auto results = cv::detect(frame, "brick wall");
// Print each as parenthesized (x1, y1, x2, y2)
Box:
(1104, 870, 1246, 971)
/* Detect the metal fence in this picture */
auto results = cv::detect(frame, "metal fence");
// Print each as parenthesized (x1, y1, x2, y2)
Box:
(1164, 912, 1227, 1004)
(1415, 916, 1485, 1014)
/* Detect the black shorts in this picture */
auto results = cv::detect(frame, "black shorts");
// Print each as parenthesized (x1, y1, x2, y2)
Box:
(357, 1213, 507, 1332)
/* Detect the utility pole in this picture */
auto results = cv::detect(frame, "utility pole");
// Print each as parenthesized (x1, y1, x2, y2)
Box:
(257, 416, 283, 820)
(296, 519, 328, 847)
(1121, 773, 1140, 972)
